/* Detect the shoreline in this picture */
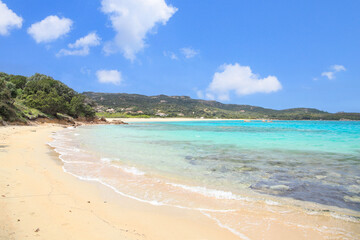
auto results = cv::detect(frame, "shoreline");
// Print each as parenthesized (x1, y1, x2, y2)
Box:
(106, 117, 360, 123)
(1, 124, 359, 239)
(106, 117, 250, 122)
(0, 124, 239, 240)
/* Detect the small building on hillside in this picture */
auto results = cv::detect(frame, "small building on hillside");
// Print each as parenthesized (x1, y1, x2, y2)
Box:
(106, 108, 115, 113)
(155, 112, 168, 117)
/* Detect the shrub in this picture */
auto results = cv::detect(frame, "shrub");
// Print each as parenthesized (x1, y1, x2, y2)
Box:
(23, 73, 94, 118)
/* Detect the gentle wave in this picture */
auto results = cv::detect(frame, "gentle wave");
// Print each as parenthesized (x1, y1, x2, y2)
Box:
(166, 182, 251, 201)
(101, 158, 145, 176)
(200, 211, 251, 240)
(51, 135, 237, 212)
(48, 127, 360, 239)
(60, 166, 243, 236)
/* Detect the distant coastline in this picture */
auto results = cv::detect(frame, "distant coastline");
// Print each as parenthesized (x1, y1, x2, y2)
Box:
(85, 92, 360, 121)
(105, 117, 360, 123)
(1, 72, 360, 126)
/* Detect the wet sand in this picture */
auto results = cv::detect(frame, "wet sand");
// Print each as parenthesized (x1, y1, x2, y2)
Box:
(0, 125, 238, 240)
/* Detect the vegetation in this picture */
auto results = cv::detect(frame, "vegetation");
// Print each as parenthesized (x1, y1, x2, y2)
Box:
(96, 112, 151, 118)
(84, 92, 360, 120)
(0, 78, 19, 122)
(1, 71, 359, 123)
(0, 72, 95, 123)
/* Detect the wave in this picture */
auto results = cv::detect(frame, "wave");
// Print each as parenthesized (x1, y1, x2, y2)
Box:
(101, 158, 145, 176)
(167, 182, 251, 201)
(200, 211, 251, 240)
(48, 127, 360, 239)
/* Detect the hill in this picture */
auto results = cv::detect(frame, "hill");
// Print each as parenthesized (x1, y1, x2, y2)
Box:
(83, 92, 360, 120)
(1, 71, 359, 123)
(0, 72, 95, 124)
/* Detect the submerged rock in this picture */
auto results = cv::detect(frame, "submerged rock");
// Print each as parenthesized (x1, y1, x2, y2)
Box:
(270, 185, 290, 191)
(347, 185, 360, 194)
(344, 195, 360, 203)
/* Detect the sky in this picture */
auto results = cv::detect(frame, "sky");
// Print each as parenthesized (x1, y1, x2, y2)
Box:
(0, 0, 359, 113)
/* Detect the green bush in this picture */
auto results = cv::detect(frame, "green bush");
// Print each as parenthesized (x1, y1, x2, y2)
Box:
(9, 75, 27, 89)
(5, 81, 17, 98)
(69, 95, 95, 118)
(0, 79, 17, 121)
(22, 73, 94, 118)
(0, 72, 10, 82)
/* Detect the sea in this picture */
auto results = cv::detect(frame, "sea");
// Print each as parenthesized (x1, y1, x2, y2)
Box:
(49, 120, 360, 239)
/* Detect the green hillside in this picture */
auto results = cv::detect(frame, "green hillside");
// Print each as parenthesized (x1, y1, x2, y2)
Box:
(0, 72, 95, 124)
(83, 92, 360, 120)
(1, 71, 359, 124)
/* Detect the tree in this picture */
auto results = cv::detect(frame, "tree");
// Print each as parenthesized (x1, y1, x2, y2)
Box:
(0, 72, 10, 82)
(24, 89, 68, 116)
(69, 95, 95, 118)
(23, 74, 95, 118)
(5, 82, 17, 98)
(0, 79, 16, 121)
(9, 75, 27, 89)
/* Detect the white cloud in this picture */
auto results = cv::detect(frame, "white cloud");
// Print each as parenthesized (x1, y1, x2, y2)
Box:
(101, 0, 177, 61)
(332, 64, 346, 72)
(57, 32, 101, 56)
(321, 71, 334, 80)
(204, 63, 282, 101)
(181, 47, 199, 59)
(27, 15, 73, 43)
(57, 48, 89, 56)
(0, 1, 23, 35)
(163, 51, 178, 60)
(321, 64, 346, 80)
(96, 69, 122, 85)
(69, 32, 101, 48)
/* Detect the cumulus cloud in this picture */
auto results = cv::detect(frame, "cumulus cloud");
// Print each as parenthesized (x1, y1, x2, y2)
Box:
(181, 47, 199, 59)
(321, 72, 334, 80)
(27, 15, 72, 43)
(203, 63, 282, 101)
(68, 32, 101, 48)
(101, 0, 177, 60)
(0, 1, 23, 35)
(321, 64, 346, 80)
(96, 69, 122, 85)
(57, 32, 101, 56)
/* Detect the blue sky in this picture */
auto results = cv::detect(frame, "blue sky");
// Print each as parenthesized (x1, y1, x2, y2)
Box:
(0, 0, 359, 112)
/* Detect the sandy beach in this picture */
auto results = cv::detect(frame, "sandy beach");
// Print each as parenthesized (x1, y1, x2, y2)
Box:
(1, 0, 359, 238)
(106, 117, 250, 123)
(1, 123, 359, 240)
(0, 124, 239, 240)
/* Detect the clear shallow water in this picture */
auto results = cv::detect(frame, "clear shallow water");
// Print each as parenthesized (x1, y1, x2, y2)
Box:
(49, 120, 360, 239)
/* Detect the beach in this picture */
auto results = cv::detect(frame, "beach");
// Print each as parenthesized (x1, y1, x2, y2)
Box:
(0, 124, 239, 240)
(106, 117, 248, 123)
(1, 0, 358, 238)
(1, 122, 359, 240)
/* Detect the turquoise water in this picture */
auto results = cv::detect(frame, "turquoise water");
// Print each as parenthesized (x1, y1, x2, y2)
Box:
(69, 120, 360, 212)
